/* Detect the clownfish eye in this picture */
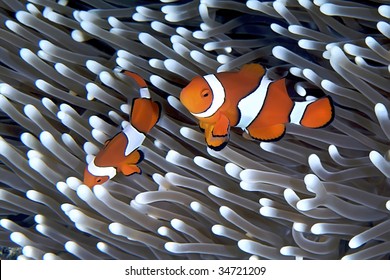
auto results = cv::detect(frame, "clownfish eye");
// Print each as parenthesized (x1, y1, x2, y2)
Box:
(201, 90, 210, 98)
(97, 178, 102, 183)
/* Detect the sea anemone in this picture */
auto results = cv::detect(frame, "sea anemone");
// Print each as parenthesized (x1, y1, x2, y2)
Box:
(0, 0, 389, 260)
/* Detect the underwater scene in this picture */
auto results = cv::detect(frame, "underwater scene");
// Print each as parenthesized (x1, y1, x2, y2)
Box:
(0, 0, 390, 260)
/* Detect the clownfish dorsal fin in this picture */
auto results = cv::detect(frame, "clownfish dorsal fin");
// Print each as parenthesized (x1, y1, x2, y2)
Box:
(122, 71, 148, 88)
(238, 64, 265, 80)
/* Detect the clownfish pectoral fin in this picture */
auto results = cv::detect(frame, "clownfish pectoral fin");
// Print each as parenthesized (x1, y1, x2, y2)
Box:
(120, 163, 142, 176)
(247, 123, 286, 142)
(205, 133, 229, 151)
(212, 114, 230, 137)
(199, 121, 213, 133)
(202, 118, 229, 150)
(206, 137, 229, 151)
(130, 98, 161, 134)
(199, 121, 208, 132)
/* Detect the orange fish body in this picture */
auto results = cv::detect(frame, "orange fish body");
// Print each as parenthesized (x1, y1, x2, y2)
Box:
(180, 64, 334, 150)
(83, 72, 160, 188)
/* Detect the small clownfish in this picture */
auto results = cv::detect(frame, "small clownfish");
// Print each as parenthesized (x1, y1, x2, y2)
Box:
(180, 64, 334, 150)
(83, 72, 161, 188)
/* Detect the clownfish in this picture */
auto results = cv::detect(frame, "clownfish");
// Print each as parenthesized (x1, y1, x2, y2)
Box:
(180, 64, 334, 150)
(83, 71, 161, 188)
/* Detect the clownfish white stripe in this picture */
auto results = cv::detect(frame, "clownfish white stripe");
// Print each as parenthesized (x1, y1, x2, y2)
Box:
(236, 76, 273, 129)
(289, 99, 313, 125)
(122, 123, 146, 156)
(87, 156, 117, 179)
(192, 74, 225, 118)
(140, 87, 151, 99)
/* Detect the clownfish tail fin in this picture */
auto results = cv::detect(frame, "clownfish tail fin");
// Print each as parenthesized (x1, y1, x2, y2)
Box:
(130, 98, 161, 134)
(296, 96, 334, 128)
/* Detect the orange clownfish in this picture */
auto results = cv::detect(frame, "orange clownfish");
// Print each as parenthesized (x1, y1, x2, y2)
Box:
(83, 72, 161, 188)
(180, 64, 334, 150)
